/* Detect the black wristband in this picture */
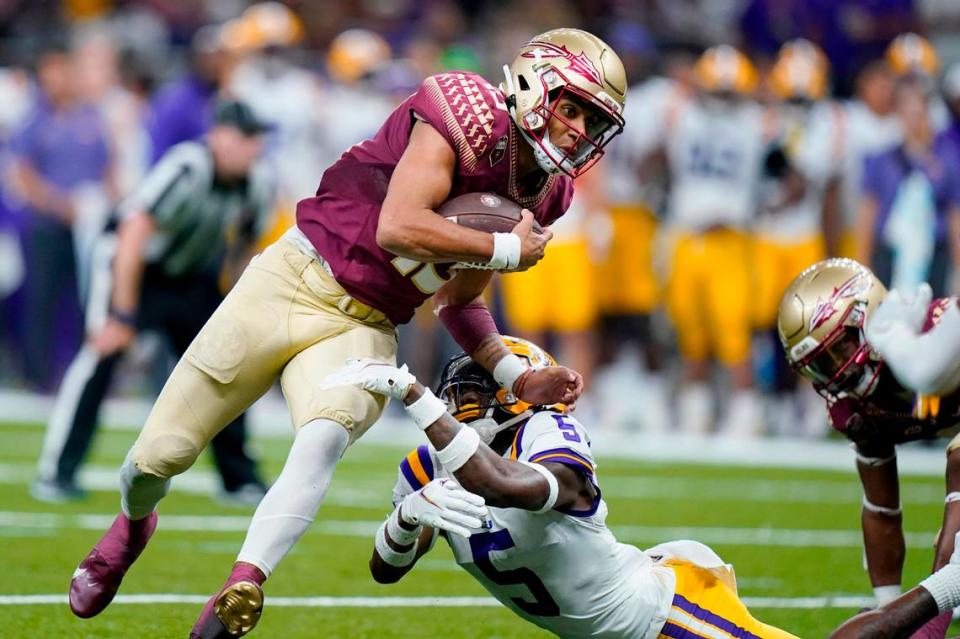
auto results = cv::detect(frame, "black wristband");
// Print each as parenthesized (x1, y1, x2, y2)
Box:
(108, 306, 137, 328)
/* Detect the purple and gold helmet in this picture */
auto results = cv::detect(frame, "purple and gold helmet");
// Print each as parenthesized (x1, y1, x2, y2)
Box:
(437, 336, 564, 444)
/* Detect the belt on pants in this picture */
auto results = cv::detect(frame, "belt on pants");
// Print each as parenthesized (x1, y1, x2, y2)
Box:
(313, 254, 391, 327)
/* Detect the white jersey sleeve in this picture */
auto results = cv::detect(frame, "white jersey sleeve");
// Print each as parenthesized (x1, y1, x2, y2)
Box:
(511, 412, 596, 477)
(391, 444, 439, 508)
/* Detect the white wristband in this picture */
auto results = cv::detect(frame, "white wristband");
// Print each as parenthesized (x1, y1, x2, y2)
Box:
(920, 564, 960, 613)
(387, 507, 422, 546)
(405, 388, 448, 430)
(489, 232, 521, 270)
(520, 461, 559, 513)
(493, 353, 527, 392)
(873, 584, 902, 607)
(375, 519, 419, 567)
(435, 427, 481, 473)
(946, 492, 960, 504)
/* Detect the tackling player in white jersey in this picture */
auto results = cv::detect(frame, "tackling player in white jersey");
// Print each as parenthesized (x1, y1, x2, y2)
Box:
(323, 337, 960, 639)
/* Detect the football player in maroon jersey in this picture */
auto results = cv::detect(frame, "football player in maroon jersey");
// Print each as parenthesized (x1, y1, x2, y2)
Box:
(67, 28, 627, 638)
(780, 258, 960, 638)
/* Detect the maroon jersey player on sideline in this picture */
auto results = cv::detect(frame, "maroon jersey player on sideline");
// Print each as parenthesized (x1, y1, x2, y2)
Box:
(779, 258, 960, 639)
(67, 28, 627, 639)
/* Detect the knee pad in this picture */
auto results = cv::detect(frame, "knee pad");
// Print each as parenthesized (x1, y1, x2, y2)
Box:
(132, 433, 203, 479)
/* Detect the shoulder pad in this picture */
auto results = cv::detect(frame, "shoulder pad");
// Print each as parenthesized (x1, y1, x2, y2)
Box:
(421, 72, 505, 172)
(511, 412, 595, 475)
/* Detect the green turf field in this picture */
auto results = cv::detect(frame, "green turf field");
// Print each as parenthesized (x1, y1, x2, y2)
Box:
(0, 420, 952, 638)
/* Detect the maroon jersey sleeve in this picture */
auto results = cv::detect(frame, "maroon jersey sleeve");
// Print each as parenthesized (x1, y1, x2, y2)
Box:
(408, 72, 507, 175)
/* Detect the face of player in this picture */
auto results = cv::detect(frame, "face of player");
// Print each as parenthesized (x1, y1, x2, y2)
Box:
(546, 95, 610, 159)
(209, 126, 264, 179)
(453, 387, 519, 454)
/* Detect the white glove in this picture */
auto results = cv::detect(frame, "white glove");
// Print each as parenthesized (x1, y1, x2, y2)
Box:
(866, 283, 933, 344)
(400, 478, 488, 538)
(320, 358, 416, 401)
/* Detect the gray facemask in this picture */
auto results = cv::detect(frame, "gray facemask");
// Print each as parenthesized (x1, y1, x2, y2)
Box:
(469, 409, 534, 445)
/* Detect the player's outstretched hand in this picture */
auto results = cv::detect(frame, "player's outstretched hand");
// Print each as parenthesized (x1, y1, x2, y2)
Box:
(320, 358, 417, 401)
(514, 365, 583, 406)
(400, 478, 489, 538)
(865, 283, 932, 350)
(513, 210, 552, 272)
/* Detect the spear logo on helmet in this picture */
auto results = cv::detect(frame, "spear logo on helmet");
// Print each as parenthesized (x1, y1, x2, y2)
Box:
(809, 274, 871, 332)
(521, 43, 602, 86)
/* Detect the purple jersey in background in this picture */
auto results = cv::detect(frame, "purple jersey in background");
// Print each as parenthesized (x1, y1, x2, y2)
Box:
(861, 133, 960, 242)
(146, 73, 217, 165)
(297, 71, 573, 326)
(11, 98, 111, 225)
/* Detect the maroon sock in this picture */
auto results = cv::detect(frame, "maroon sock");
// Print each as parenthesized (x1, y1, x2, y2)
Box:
(101, 511, 157, 572)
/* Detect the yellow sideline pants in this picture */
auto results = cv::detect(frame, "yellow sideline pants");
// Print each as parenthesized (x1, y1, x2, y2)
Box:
(666, 228, 751, 366)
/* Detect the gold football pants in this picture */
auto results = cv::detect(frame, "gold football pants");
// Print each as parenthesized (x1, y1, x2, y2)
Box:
(666, 228, 751, 366)
(659, 559, 799, 639)
(130, 237, 397, 479)
(751, 234, 825, 330)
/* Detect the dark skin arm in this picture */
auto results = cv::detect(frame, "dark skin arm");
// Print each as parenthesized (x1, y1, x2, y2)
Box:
(762, 149, 807, 215)
(856, 443, 905, 589)
(932, 448, 960, 572)
(368, 389, 595, 584)
(822, 177, 843, 257)
(433, 272, 583, 405)
(369, 525, 437, 584)
(828, 587, 939, 638)
(404, 382, 595, 511)
(376, 120, 548, 267)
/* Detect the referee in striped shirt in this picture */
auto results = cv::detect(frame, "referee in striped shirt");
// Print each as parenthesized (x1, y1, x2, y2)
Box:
(33, 101, 275, 505)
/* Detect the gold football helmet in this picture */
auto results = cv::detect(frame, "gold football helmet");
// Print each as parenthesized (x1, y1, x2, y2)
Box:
(769, 39, 830, 102)
(437, 336, 564, 444)
(886, 33, 939, 77)
(223, 2, 304, 52)
(327, 29, 391, 84)
(693, 45, 758, 96)
(502, 28, 626, 178)
(246, 2, 304, 47)
(778, 259, 887, 400)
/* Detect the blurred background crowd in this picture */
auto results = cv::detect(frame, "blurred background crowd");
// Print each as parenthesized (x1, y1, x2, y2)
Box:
(3, 0, 960, 440)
